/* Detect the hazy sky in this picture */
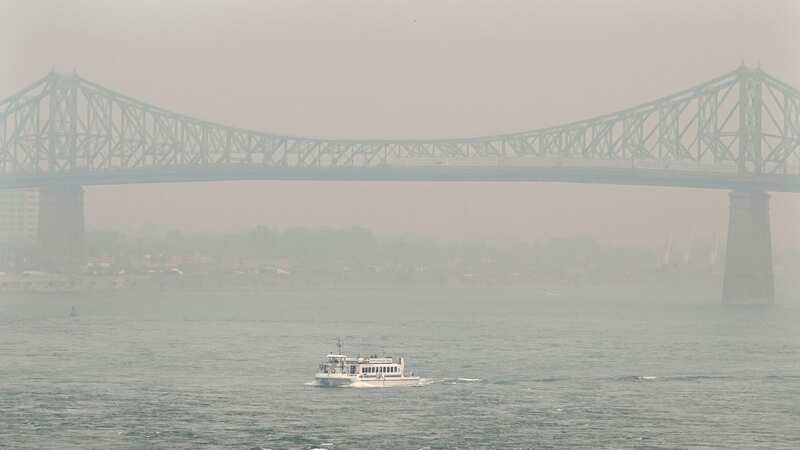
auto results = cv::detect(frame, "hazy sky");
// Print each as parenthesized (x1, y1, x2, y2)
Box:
(3, 0, 800, 247)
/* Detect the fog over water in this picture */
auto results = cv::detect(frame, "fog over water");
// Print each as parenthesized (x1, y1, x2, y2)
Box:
(3, 1, 800, 449)
(84, 182, 800, 249)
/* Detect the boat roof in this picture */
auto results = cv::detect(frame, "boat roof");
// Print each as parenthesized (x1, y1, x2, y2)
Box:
(324, 354, 398, 363)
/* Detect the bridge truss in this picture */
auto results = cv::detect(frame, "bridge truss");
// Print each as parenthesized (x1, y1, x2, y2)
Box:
(1, 66, 799, 184)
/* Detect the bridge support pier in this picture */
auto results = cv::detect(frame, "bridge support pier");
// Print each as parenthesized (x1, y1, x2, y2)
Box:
(37, 184, 85, 274)
(722, 190, 774, 305)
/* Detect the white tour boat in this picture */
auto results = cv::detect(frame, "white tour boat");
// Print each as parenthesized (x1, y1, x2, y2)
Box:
(314, 340, 420, 387)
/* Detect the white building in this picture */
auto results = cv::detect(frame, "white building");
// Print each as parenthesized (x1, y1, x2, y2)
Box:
(0, 188, 39, 245)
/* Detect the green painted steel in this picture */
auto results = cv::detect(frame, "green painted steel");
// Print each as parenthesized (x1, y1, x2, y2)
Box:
(1, 66, 799, 188)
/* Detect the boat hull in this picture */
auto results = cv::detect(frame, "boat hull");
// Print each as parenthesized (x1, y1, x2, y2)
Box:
(314, 375, 355, 387)
(351, 377, 421, 387)
(314, 374, 421, 387)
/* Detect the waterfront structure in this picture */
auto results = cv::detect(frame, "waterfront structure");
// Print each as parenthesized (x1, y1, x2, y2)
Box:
(1, 66, 798, 303)
(0, 188, 38, 244)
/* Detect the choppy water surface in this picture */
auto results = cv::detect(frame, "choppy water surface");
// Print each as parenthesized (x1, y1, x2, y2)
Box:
(1, 286, 799, 449)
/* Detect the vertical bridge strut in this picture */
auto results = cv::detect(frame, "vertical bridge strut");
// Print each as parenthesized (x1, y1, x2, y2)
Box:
(722, 190, 774, 304)
(721, 69, 773, 305)
(37, 184, 84, 274)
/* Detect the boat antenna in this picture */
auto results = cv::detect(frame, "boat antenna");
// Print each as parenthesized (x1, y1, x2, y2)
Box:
(336, 337, 343, 355)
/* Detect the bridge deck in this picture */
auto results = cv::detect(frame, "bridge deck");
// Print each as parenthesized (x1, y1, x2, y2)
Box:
(5, 166, 800, 192)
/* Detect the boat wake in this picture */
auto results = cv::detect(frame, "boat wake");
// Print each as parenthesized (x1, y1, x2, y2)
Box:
(617, 374, 740, 382)
(348, 380, 426, 388)
(419, 377, 484, 386)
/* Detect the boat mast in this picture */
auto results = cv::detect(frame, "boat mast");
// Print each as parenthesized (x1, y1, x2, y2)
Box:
(336, 337, 346, 372)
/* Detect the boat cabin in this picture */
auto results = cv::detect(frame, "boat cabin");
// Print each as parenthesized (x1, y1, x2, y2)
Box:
(318, 354, 410, 378)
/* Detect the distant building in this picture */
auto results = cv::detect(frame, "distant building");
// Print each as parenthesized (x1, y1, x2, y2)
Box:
(0, 188, 39, 245)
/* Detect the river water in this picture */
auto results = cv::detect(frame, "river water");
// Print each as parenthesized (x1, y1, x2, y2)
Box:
(1, 285, 799, 449)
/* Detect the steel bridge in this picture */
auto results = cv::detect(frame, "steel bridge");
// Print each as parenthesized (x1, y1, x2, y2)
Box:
(1, 66, 799, 303)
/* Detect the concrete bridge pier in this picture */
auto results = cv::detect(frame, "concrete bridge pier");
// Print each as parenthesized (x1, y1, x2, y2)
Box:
(722, 189, 774, 305)
(37, 184, 85, 274)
